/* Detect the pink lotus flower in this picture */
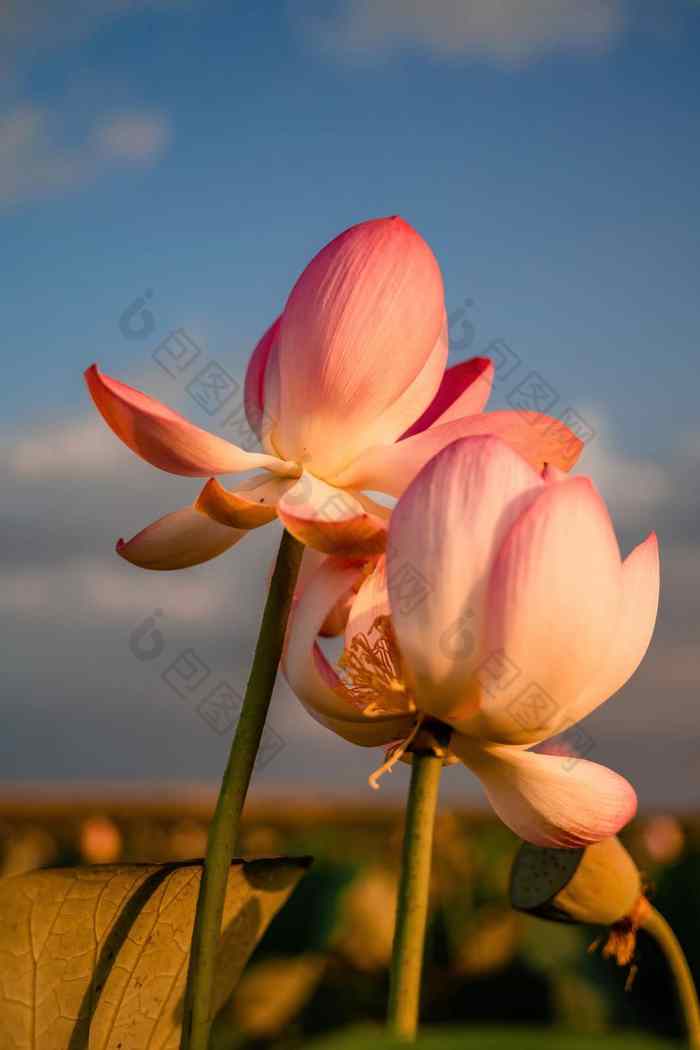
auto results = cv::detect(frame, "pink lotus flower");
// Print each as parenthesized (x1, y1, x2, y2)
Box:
(86, 217, 583, 570)
(283, 436, 660, 847)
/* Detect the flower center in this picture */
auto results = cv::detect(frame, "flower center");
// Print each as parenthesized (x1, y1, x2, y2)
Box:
(336, 615, 415, 717)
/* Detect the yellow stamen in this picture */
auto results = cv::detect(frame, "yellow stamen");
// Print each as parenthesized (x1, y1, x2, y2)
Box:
(337, 615, 414, 716)
(368, 715, 425, 791)
(335, 614, 421, 790)
(589, 894, 651, 976)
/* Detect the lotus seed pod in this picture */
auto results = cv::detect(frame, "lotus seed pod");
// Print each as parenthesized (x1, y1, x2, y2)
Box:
(509, 842, 584, 922)
(510, 837, 642, 926)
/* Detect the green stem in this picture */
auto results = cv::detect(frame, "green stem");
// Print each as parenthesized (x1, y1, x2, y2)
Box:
(387, 739, 445, 1040)
(182, 529, 304, 1050)
(642, 905, 700, 1049)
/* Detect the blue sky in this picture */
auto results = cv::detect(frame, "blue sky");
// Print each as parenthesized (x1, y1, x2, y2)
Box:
(4, 1, 699, 447)
(2, 1, 699, 803)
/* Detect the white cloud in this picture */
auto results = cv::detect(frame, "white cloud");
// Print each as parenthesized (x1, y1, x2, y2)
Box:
(579, 443, 671, 533)
(8, 417, 132, 480)
(5, 355, 234, 482)
(95, 111, 172, 164)
(0, 0, 178, 205)
(303, 0, 625, 65)
(0, 557, 230, 622)
(573, 408, 670, 532)
(0, 104, 171, 207)
(0, 105, 79, 203)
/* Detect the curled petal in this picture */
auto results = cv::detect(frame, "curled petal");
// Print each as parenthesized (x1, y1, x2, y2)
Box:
(466, 477, 623, 745)
(283, 557, 413, 745)
(400, 358, 494, 439)
(277, 474, 389, 556)
(320, 591, 355, 637)
(196, 475, 293, 529)
(454, 740, 637, 848)
(261, 341, 283, 457)
(85, 364, 295, 477)
(565, 532, 660, 726)
(334, 410, 584, 497)
(291, 549, 355, 637)
(116, 507, 246, 570)
(274, 216, 445, 477)
(344, 555, 390, 647)
(388, 436, 543, 723)
(293, 548, 326, 594)
(244, 317, 280, 441)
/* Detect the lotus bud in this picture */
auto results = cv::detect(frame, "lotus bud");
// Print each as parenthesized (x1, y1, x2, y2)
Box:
(510, 836, 649, 969)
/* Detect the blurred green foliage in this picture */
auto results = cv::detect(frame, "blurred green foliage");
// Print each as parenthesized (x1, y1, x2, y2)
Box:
(307, 1025, 680, 1049)
(0, 796, 697, 1049)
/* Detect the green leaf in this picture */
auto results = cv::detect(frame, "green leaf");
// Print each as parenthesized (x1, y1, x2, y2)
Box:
(307, 1025, 680, 1050)
(0, 857, 310, 1048)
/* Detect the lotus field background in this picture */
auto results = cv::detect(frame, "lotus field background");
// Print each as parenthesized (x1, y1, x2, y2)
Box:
(0, 793, 694, 1048)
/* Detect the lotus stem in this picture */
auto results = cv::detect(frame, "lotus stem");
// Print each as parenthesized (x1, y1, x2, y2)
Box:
(387, 725, 449, 1040)
(642, 905, 700, 1049)
(182, 529, 304, 1050)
